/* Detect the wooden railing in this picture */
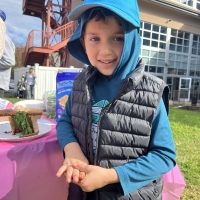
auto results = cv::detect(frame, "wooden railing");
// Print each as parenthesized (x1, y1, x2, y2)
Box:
(49, 21, 77, 49)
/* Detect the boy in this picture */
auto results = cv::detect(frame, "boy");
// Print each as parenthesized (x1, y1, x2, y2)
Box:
(56, 1, 176, 199)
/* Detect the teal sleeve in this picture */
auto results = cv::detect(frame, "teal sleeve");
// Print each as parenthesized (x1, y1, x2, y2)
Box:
(114, 99, 176, 195)
(56, 93, 77, 151)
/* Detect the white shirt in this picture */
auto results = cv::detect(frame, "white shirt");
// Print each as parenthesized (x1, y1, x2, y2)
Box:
(0, 35, 15, 91)
(0, 18, 6, 59)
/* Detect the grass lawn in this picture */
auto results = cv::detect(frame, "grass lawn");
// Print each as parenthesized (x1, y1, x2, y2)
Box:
(169, 107, 200, 200)
(6, 97, 26, 104)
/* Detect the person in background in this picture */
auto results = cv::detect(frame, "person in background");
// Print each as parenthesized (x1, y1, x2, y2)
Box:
(0, 9, 15, 98)
(56, 1, 176, 199)
(26, 67, 36, 99)
(17, 74, 26, 99)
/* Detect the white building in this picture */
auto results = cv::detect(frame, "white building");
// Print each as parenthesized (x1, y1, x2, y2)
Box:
(138, 0, 200, 102)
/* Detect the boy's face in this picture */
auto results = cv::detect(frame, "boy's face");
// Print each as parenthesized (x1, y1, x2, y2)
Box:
(82, 16, 124, 76)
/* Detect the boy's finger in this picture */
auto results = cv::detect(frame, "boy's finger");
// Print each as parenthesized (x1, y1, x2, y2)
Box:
(56, 165, 68, 177)
(72, 168, 80, 183)
(79, 171, 86, 181)
(66, 166, 74, 183)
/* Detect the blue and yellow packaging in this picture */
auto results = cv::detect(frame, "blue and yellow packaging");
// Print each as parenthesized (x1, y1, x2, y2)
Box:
(56, 71, 80, 121)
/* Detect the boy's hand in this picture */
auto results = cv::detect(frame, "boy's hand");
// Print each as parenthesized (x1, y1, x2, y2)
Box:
(56, 158, 86, 184)
(56, 142, 89, 184)
(72, 162, 119, 192)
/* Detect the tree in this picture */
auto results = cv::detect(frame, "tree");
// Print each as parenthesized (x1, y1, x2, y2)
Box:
(15, 46, 25, 67)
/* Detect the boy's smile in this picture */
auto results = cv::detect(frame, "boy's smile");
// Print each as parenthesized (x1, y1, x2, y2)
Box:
(82, 17, 124, 76)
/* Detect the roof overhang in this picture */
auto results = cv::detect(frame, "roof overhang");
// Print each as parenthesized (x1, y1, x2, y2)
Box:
(149, 0, 200, 19)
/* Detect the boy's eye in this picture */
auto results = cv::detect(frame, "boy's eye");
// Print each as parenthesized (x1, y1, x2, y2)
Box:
(89, 37, 99, 42)
(113, 36, 124, 42)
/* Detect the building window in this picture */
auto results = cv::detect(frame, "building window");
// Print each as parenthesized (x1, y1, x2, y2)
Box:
(197, 0, 200, 9)
(157, 67, 164, 73)
(168, 68, 177, 75)
(175, 0, 200, 9)
(143, 39, 150, 46)
(140, 22, 167, 50)
(168, 53, 188, 75)
(141, 48, 165, 74)
(149, 66, 156, 73)
(174, 0, 193, 6)
(144, 31, 150, 38)
(169, 29, 190, 53)
(192, 34, 200, 56)
(143, 23, 151, 30)
(190, 56, 200, 77)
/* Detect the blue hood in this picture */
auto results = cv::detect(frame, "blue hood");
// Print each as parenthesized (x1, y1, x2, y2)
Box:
(67, 0, 141, 101)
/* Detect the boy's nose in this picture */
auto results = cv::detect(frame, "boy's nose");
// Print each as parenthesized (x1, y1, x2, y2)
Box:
(99, 44, 113, 56)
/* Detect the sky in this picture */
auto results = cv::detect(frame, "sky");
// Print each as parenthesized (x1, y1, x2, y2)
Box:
(0, 0, 41, 47)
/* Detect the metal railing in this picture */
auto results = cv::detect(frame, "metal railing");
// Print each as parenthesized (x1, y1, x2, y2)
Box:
(23, 21, 77, 64)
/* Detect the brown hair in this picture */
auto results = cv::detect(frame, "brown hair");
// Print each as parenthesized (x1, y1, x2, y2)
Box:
(82, 8, 123, 34)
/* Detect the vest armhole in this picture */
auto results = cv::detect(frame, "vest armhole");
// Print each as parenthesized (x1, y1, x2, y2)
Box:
(162, 86, 169, 115)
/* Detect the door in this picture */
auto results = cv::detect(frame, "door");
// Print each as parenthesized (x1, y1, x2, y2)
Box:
(167, 77, 179, 101)
(179, 78, 192, 101)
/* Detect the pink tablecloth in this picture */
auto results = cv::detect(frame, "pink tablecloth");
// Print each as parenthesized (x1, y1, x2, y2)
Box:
(163, 165, 186, 200)
(0, 98, 13, 110)
(0, 119, 68, 200)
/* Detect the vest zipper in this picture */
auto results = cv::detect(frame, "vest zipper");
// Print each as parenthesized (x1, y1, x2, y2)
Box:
(86, 85, 93, 163)
(94, 104, 110, 165)
(94, 79, 129, 165)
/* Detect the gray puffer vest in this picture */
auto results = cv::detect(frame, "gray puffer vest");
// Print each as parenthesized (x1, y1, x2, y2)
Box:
(68, 63, 168, 200)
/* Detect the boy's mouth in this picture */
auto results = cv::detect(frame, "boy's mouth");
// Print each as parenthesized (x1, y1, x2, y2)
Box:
(99, 59, 115, 64)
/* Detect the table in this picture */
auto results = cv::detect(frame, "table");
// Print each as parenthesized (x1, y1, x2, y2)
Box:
(0, 99, 186, 200)
(0, 118, 68, 200)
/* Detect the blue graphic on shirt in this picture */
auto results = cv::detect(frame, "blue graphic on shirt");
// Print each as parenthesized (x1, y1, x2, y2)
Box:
(91, 100, 109, 152)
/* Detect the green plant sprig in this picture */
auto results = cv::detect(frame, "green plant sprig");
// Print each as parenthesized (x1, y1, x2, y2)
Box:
(13, 112, 33, 135)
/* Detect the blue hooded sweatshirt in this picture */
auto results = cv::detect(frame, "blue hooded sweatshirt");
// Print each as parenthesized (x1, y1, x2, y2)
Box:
(57, 0, 176, 195)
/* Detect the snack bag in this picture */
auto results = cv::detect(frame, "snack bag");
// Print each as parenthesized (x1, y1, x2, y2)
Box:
(56, 71, 80, 121)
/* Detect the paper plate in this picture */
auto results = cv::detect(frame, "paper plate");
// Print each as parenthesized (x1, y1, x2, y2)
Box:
(0, 119, 52, 142)
(14, 100, 45, 110)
